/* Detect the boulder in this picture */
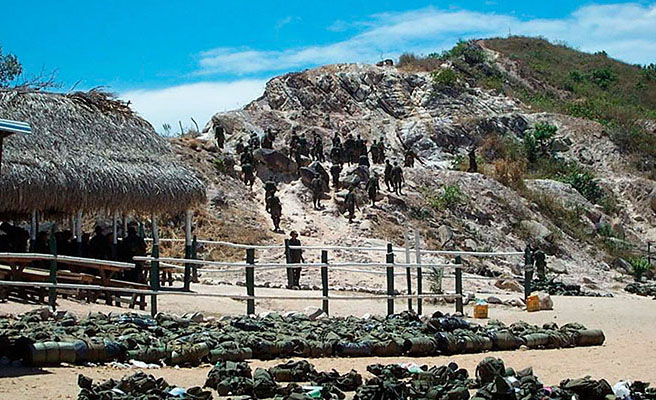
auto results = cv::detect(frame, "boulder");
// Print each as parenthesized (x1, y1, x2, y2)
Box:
(436, 225, 454, 246)
(253, 148, 293, 174)
(341, 165, 370, 188)
(494, 279, 523, 293)
(519, 220, 552, 241)
(486, 296, 503, 304)
(387, 194, 406, 208)
(463, 239, 477, 251)
(650, 188, 656, 213)
(300, 162, 329, 191)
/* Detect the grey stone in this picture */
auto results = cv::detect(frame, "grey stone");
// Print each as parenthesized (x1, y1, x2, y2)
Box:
(436, 225, 454, 246)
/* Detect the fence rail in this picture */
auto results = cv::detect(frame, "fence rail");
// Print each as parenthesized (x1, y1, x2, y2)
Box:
(0, 234, 533, 317)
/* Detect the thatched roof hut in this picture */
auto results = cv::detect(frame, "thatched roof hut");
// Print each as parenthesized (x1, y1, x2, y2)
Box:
(0, 89, 206, 217)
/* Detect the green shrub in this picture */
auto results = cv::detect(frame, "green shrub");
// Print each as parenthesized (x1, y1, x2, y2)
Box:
(587, 67, 618, 89)
(561, 171, 604, 203)
(431, 69, 461, 88)
(629, 257, 651, 282)
(213, 158, 227, 173)
(423, 184, 465, 211)
(524, 123, 557, 163)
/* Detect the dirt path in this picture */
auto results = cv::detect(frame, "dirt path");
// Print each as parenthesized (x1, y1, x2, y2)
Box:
(1, 292, 655, 399)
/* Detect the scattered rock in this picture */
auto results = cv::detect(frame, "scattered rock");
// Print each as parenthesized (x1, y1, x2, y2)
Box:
(536, 292, 553, 310)
(494, 279, 523, 293)
(436, 225, 454, 246)
(519, 220, 552, 241)
(486, 296, 503, 304)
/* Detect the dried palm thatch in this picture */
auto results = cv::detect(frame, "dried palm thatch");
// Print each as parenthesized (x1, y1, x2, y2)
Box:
(0, 89, 206, 216)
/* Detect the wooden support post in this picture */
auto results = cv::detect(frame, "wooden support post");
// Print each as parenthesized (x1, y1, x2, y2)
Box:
(414, 230, 423, 315)
(150, 214, 160, 317)
(191, 235, 198, 283)
(183, 210, 193, 291)
(29, 210, 37, 252)
(321, 250, 329, 315)
(404, 230, 413, 311)
(284, 239, 293, 289)
(48, 225, 57, 311)
(246, 248, 255, 315)
(123, 215, 129, 238)
(111, 211, 118, 260)
(524, 244, 533, 301)
(455, 256, 463, 315)
(386, 243, 395, 316)
(75, 210, 83, 256)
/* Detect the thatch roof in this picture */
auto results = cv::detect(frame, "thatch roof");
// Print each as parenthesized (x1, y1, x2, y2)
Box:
(0, 89, 206, 216)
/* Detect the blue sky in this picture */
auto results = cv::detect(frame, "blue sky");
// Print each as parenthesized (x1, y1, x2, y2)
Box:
(2, 1, 655, 132)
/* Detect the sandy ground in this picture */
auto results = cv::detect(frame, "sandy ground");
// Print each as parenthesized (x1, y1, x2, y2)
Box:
(1, 287, 655, 399)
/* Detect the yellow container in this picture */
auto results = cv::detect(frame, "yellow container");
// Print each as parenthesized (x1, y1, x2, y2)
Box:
(526, 295, 540, 312)
(473, 303, 488, 319)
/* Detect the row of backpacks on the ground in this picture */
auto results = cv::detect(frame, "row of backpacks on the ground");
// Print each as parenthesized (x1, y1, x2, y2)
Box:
(76, 358, 656, 400)
(1, 309, 605, 367)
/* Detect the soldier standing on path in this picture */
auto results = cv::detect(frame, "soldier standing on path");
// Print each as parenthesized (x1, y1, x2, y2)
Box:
(266, 195, 283, 233)
(366, 174, 380, 207)
(311, 173, 324, 210)
(345, 186, 358, 223)
(330, 163, 342, 190)
(240, 146, 254, 165)
(249, 132, 261, 149)
(533, 249, 547, 280)
(391, 161, 404, 195)
(287, 231, 304, 288)
(242, 163, 255, 188)
(384, 160, 393, 191)
(358, 153, 370, 167)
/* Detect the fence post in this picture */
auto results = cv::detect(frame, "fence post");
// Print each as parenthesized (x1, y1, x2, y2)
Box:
(386, 243, 395, 316)
(284, 239, 293, 289)
(246, 248, 255, 315)
(48, 225, 57, 311)
(150, 214, 160, 317)
(404, 230, 413, 311)
(191, 235, 198, 283)
(524, 244, 533, 301)
(29, 210, 37, 252)
(75, 210, 83, 257)
(414, 230, 423, 315)
(150, 242, 160, 317)
(183, 210, 193, 291)
(321, 250, 329, 315)
(455, 255, 463, 315)
(111, 211, 118, 260)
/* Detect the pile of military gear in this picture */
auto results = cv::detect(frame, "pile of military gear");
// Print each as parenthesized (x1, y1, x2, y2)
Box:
(77, 371, 212, 400)
(625, 281, 656, 298)
(76, 358, 656, 399)
(1, 309, 605, 367)
(531, 278, 612, 297)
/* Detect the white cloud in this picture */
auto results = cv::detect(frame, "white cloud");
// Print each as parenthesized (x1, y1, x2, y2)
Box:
(121, 80, 267, 134)
(197, 3, 656, 75)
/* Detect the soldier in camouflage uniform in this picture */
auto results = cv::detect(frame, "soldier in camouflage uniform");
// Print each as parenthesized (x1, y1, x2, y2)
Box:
(311, 173, 324, 210)
(365, 174, 380, 207)
(345, 186, 358, 223)
(266, 195, 283, 233)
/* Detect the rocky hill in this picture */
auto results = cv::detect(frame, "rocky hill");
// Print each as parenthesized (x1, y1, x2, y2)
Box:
(171, 37, 655, 295)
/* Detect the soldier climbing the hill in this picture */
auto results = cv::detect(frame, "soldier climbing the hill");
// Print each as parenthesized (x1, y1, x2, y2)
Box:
(266, 194, 283, 233)
(249, 132, 261, 149)
(358, 153, 370, 167)
(213, 124, 225, 149)
(332, 131, 341, 147)
(533, 248, 547, 280)
(377, 138, 386, 164)
(391, 161, 404, 195)
(370, 139, 380, 164)
(330, 163, 342, 190)
(404, 149, 417, 168)
(312, 133, 325, 162)
(242, 163, 255, 188)
(330, 144, 343, 166)
(311, 172, 324, 210)
(366, 174, 380, 207)
(384, 159, 393, 191)
(264, 180, 277, 203)
(344, 134, 356, 164)
(345, 186, 358, 223)
(235, 139, 245, 155)
(240, 146, 254, 165)
(467, 145, 478, 173)
(262, 128, 276, 149)
(297, 133, 309, 157)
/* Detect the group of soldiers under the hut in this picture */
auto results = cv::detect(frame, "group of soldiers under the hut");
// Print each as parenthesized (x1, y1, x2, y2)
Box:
(0, 221, 148, 283)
